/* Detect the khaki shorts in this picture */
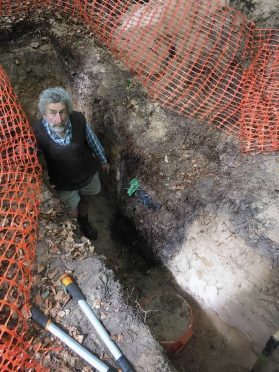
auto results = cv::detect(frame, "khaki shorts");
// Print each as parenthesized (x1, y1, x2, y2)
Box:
(57, 173, 101, 209)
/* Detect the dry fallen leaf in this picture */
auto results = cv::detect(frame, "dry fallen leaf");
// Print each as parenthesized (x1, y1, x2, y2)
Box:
(45, 208, 54, 214)
(111, 334, 124, 343)
(76, 334, 84, 344)
(68, 325, 84, 343)
(37, 264, 46, 273)
(50, 245, 60, 254)
(54, 291, 64, 302)
(64, 308, 71, 316)
(93, 299, 101, 309)
(57, 310, 66, 318)
(22, 306, 32, 320)
(48, 269, 58, 280)
(81, 366, 92, 372)
(35, 294, 43, 306)
(100, 312, 107, 320)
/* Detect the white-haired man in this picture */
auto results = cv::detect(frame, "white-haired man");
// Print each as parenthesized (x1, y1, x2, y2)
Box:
(33, 87, 109, 240)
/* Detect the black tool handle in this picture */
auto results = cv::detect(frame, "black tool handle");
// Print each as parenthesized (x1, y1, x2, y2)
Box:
(31, 307, 49, 329)
(117, 355, 135, 372)
(61, 274, 86, 301)
(262, 335, 279, 357)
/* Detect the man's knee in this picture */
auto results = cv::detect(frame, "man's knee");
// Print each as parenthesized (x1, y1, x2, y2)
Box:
(57, 189, 80, 210)
(80, 173, 101, 196)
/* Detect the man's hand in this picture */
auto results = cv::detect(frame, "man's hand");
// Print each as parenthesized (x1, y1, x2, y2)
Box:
(101, 163, 110, 175)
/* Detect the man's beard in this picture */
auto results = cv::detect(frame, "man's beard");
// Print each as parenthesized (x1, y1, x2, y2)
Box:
(50, 124, 67, 134)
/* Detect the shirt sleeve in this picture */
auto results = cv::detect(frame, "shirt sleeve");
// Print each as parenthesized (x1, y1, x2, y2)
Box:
(86, 123, 107, 164)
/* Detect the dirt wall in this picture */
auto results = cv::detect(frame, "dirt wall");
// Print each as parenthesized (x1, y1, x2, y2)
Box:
(229, 0, 279, 27)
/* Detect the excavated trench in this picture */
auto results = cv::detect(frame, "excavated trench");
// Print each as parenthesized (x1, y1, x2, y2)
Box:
(1, 9, 279, 372)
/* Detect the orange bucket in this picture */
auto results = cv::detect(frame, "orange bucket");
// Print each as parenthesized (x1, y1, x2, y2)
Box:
(142, 292, 193, 354)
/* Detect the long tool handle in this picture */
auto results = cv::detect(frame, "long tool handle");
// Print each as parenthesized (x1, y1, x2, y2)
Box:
(61, 274, 135, 372)
(31, 307, 116, 372)
(251, 330, 279, 372)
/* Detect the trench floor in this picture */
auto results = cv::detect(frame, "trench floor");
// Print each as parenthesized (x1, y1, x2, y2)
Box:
(89, 192, 261, 372)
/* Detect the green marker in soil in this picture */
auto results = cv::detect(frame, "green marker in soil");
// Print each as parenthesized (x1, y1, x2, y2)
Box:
(127, 178, 140, 196)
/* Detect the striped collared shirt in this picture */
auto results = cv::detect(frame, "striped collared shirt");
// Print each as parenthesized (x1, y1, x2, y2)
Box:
(42, 118, 107, 164)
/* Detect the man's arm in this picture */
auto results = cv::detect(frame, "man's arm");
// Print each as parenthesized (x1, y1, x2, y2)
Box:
(86, 123, 110, 173)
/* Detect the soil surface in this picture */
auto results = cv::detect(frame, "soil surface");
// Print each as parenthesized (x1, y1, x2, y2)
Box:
(0, 4, 278, 372)
(142, 293, 191, 341)
(31, 182, 173, 371)
(89, 194, 279, 372)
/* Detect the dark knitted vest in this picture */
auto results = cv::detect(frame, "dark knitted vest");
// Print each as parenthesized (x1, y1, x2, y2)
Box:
(33, 112, 99, 190)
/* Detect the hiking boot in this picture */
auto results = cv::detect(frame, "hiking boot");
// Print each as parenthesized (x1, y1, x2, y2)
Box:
(77, 215, 98, 240)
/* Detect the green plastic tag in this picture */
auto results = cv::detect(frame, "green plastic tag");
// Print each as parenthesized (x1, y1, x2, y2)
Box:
(127, 178, 140, 196)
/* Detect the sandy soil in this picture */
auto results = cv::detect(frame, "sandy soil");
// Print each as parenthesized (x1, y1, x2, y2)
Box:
(90, 193, 279, 372)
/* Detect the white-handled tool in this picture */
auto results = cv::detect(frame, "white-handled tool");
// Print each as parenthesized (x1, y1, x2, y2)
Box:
(61, 274, 135, 372)
(31, 307, 116, 372)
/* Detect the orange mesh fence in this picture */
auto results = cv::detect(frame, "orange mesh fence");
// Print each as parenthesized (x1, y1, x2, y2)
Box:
(0, 0, 278, 370)
(0, 66, 42, 370)
(240, 29, 279, 152)
(0, 1, 278, 152)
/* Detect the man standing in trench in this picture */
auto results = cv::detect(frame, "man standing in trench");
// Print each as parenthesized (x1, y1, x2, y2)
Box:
(33, 87, 109, 240)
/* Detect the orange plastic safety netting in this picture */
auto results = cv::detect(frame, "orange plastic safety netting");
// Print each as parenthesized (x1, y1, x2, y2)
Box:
(0, 66, 42, 370)
(0, 0, 278, 370)
(1, 0, 278, 152)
